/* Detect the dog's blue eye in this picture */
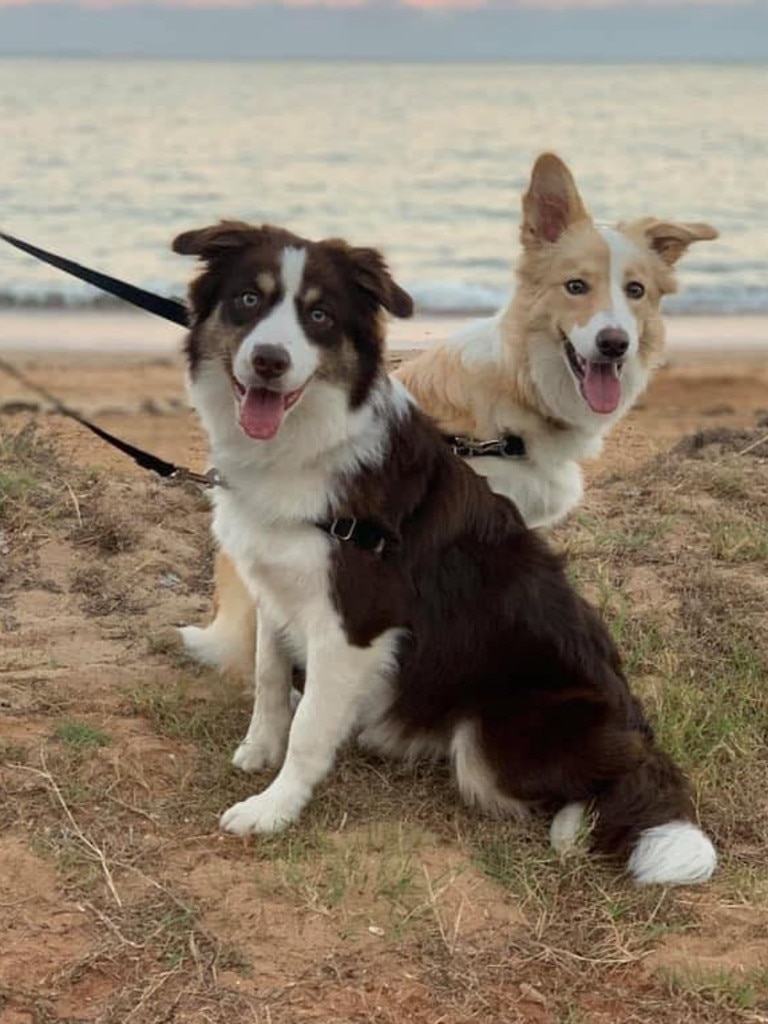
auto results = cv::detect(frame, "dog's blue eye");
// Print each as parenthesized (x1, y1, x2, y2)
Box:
(565, 279, 589, 296)
(626, 281, 645, 300)
(310, 308, 332, 326)
(240, 291, 260, 308)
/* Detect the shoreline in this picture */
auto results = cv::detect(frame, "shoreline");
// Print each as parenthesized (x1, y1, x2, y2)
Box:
(0, 308, 766, 362)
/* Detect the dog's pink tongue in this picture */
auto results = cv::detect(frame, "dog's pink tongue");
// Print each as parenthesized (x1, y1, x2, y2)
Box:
(581, 362, 622, 414)
(239, 387, 285, 440)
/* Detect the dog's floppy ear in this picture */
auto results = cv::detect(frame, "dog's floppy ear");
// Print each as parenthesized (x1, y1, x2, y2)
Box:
(330, 241, 414, 319)
(173, 221, 263, 325)
(631, 218, 719, 266)
(521, 153, 590, 248)
(172, 220, 262, 260)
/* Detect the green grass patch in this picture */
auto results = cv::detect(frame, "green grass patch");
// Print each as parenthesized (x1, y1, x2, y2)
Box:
(0, 467, 36, 515)
(706, 518, 768, 563)
(664, 965, 768, 1013)
(52, 720, 111, 749)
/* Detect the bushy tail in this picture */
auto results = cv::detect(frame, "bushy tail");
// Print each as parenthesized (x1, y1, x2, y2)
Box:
(552, 748, 716, 886)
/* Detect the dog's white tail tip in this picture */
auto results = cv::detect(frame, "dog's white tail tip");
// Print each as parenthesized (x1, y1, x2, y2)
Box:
(178, 624, 224, 666)
(628, 821, 717, 886)
(179, 623, 252, 675)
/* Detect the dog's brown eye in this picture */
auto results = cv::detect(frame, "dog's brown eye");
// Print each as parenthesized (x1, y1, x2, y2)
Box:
(565, 278, 589, 296)
(240, 291, 260, 309)
(626, 281, 645, 300)
(310, 308, 333, 327)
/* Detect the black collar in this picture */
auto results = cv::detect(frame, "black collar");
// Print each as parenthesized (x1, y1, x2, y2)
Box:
(444, 433, 526, 459)
(316, 517, 392, 557)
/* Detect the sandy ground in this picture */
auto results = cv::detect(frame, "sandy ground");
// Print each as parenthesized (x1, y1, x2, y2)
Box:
(1, 314, 768, 1023)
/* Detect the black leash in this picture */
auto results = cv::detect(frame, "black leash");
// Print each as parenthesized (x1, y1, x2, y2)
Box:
(0, 230, 216, 484)
(0, 356, 219, 488)
(0, 229, 189, 327)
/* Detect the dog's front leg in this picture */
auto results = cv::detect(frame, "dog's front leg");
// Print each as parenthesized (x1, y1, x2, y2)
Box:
(231, 607, 293, 773)
(220, 619, 399, 835)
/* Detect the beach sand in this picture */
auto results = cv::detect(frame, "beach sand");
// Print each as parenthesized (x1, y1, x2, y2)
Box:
(1, 309, 766, 483)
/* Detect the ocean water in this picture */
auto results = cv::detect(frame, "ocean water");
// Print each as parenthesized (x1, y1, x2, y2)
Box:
(0, 58, 766, 316)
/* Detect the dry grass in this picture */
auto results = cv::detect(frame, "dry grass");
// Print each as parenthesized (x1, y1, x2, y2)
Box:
(2, 420, 768, 1023)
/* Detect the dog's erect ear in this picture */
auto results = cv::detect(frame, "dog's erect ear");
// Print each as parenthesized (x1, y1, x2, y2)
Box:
(521, 153, 590, 248)
(330, 241, 414, 319)
(631, 218, 719, 266)
(172, 221, 262, 259)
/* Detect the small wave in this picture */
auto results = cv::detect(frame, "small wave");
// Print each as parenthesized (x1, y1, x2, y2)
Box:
(407, 281, 508, 316)
(0, 289, 127, 311)
(664, 284, 768, 316)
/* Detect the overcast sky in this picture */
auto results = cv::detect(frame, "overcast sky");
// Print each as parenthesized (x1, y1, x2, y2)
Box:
(0, 0, 758, 6)
(0, 0, 765, 59)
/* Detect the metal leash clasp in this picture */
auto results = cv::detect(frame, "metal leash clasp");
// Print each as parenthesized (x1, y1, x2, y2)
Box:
(170, 466, 226, 489)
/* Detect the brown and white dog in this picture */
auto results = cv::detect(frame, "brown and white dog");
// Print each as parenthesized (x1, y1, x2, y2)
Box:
(174, 220, 716, 885)
(181, 153, 717, 679)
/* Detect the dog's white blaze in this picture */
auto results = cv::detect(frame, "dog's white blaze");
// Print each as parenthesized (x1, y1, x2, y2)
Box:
(602, 226, 641, 352)
(567, 228, 640, 361)
(233, 246, 318, 393)
(280, 245, 307, 296)
(627, 821, 717, 886)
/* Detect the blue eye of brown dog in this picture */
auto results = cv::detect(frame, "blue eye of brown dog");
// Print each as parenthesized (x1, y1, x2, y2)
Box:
(309, 307, 333, 327)
(239, 290, 260, 309)
(625, 281, 645, 300)
(565, 278, 590, 296)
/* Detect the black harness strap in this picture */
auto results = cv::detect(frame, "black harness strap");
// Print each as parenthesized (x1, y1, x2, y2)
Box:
(444, 433, 527, 459)
(0, 356, 217, 488)
(0, 229, 189, 327)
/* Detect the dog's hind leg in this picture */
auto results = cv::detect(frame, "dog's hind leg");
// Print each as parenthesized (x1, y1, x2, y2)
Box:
(450, 720, 528, 819)
(179, 551, 257, 681)
(221, 621, 402, 835)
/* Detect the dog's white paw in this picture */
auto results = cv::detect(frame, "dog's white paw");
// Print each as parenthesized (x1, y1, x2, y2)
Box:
(550, 801, 587, 855)
(220, 789, 302, 835)
(231, 732, 287, 773)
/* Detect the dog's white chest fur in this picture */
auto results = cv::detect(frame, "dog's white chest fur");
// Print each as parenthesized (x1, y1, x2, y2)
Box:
(468, 452, 584, 530)
(213, 489, 330, 662)
(448, 314, 605, 528)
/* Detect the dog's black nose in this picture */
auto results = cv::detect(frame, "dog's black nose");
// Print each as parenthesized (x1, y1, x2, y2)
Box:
(595, 328, 629, 359)
(251, 344, 291, 380)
